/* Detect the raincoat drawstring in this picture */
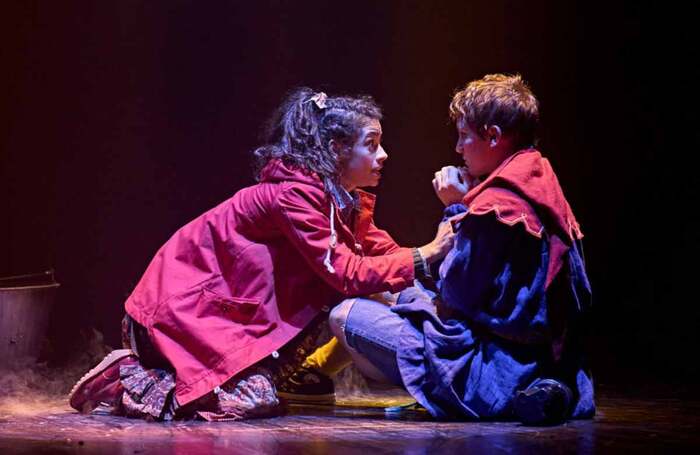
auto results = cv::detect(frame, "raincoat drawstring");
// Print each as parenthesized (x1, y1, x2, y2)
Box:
(323, 200, 337, 273)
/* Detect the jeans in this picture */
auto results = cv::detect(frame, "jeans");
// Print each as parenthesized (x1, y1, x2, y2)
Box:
(343, 298, 405, 386)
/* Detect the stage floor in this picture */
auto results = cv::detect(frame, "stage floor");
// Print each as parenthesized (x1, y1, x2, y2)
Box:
(1, 387, 698, 454)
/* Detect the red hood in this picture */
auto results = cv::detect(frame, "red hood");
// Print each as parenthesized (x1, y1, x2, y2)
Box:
(259, 159, 324, 189)
(463, 149, 583, 244)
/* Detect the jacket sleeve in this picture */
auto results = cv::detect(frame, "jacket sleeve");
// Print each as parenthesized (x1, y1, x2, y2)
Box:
(362, 222, 403, 256)
(273, 185, 415, 295)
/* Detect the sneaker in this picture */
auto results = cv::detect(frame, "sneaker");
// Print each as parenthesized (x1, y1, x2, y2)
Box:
(514, 378, 573, 426)
(276, 366, 335, 405)
(68, 349, 138, 413)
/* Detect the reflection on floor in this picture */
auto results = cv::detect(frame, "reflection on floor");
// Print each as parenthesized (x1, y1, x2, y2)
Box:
(1, 386, 699, 454)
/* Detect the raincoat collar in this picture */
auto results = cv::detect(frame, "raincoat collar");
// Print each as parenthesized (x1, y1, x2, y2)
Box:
(463, 149, 583, 243)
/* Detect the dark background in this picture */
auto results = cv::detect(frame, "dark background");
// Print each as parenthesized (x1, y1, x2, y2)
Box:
(1, 1, 697, 386)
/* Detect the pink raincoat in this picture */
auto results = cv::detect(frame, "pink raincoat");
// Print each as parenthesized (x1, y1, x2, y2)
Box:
(125, 160, 415, 405)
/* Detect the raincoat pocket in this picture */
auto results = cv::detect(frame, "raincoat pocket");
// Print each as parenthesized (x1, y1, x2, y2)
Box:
(199, 286, 262, 325)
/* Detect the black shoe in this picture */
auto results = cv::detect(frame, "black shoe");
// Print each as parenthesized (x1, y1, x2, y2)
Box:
(514, 378, 573, 426)
(277, 366, 335, 405)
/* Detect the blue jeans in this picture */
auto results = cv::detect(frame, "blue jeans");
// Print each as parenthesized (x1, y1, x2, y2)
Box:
(343, 298, 405, 386)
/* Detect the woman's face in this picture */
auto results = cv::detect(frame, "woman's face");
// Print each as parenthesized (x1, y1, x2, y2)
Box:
(339, 118, 387, 191)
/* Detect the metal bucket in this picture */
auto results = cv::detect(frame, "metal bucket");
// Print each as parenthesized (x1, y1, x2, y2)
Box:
(0, 271, 59, 364)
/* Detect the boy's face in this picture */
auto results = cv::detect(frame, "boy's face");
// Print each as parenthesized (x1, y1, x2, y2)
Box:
(455, 117, 494, 178)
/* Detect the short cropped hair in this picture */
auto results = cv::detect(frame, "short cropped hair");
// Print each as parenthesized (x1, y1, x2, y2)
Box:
(449, 74, 539, 149)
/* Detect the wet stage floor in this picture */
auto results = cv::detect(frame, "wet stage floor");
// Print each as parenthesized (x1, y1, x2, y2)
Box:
(1, 387, 699, 454)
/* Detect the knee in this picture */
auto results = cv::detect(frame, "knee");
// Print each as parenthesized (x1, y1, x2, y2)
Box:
(329, 298, 355, 339)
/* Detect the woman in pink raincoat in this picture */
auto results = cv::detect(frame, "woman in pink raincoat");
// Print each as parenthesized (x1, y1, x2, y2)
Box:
(69, 88, 454, 421)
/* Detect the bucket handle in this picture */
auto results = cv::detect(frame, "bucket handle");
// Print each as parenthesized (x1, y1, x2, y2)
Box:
(0, 269, 55, 283)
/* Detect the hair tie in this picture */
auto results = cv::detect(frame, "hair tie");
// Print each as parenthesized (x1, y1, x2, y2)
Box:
(308, 92, 328, 109)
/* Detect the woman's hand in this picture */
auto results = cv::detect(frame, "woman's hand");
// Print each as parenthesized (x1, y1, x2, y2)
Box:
(432, 166, 470, 207)
(418, 217, 458, 264)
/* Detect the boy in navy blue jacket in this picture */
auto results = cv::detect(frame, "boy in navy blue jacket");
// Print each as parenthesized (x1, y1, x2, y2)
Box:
(329, 74, 594, 424)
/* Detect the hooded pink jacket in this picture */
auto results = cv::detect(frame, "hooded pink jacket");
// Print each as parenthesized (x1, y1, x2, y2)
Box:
(124, 160, 414, 405)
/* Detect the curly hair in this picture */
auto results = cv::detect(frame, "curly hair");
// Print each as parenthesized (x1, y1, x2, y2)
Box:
(449, 74, 539, 149)
(253, 88, 382, 184)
